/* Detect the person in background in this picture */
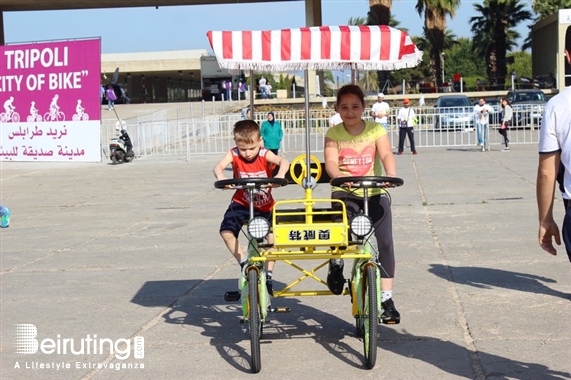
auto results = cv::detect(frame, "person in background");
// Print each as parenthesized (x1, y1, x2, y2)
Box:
(100, 84, 105, 105)
(139, 84, 148, 104)
(329, 107, 342, 128)
(105, 85, 117, 110)
(259, 76, 267, 99)
(396, 98, 417, 155)
(0, 205, 10, 228)
(536, 24, 571, 263)
(499, 97, 512, 152)
(511, 69, 518, 88)
(323, 84, 400, 324)
(240, 107, 251, 120)
(473, 98, 494, 151)
(260, 111, 283, 156)
(371, 92, 390, 130)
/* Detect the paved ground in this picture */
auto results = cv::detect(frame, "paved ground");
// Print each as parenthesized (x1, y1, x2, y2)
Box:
(1, 144, 570, 380)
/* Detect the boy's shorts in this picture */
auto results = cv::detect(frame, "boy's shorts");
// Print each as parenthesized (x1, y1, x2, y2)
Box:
(220, 201, 272, 237)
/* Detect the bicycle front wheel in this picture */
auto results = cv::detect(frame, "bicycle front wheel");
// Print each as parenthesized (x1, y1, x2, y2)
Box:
(363, 264, 378, 369)
(248, 269, 262, 373)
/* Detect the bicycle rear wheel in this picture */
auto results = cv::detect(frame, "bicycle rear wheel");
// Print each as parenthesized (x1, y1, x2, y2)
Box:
(363, 265, 378, 369)
(248, 269, 262, 373)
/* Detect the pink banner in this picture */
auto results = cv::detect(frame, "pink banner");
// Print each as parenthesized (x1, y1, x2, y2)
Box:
(0, 38, 101, 161)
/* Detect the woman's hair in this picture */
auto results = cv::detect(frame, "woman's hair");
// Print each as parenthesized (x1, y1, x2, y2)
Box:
(336, 84, 365, 107)
(500, 97, 512, 108)
(233, 120, 261, 144)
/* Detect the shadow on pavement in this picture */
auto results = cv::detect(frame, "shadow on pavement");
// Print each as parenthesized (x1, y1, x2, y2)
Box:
(428, 264, 570, 300)
(131, 279, 369, 373)
(380, 328, 571, 380)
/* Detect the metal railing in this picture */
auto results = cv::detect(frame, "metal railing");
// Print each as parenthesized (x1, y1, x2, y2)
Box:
(100, 105, 542, 159)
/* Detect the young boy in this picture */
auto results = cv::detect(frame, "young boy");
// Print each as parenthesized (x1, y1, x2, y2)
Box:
(213, 120, 290, 295)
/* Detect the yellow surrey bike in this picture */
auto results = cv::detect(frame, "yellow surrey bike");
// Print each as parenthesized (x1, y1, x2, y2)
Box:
(215, 155, 403, 373)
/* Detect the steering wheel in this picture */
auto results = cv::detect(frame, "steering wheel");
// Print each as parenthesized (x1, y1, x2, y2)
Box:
(214, 177, 288, 189)
(289, 154, 322, 185)
(330, 176, 404, 189)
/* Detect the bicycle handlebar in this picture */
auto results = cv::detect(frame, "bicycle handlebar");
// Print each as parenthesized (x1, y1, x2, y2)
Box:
(330, 176, 404, 189)
(214, 177, 289, 190)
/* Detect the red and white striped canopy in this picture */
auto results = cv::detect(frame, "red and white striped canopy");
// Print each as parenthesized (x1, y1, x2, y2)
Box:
(207, 25, 422, 72)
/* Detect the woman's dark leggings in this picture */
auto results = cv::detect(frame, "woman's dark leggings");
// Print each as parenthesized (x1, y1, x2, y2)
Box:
(332, 191, 395, 278)
(499, 127, 509, 147)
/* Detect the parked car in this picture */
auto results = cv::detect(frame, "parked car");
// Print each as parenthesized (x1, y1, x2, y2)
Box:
(434, 94, 474, 130)
(506, 89, 546, 127)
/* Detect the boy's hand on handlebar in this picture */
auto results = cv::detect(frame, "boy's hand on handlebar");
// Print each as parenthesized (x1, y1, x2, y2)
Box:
(270, 176, 285, 188)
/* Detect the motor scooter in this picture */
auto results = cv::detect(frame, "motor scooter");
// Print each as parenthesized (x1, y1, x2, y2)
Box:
(110, 125, 134, 164)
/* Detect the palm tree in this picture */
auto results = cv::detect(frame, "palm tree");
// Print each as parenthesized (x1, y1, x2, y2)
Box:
(415, 0, 461, 90)
(470, 0, 531, 87)
(368, 0, 392, 25)
(348, 16, 367, 26)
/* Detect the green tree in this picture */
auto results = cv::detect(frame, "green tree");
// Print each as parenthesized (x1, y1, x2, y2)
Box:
(278, 74, 286, 90)
(522, 0, 570, 50)
(415, 0, 461, 90)
(470, 0, 531, 87)
(532, 0, 571, 17)
(507, 51, 532, 81)
(445, 37, 483, 79)
(348, 16, 368, 26)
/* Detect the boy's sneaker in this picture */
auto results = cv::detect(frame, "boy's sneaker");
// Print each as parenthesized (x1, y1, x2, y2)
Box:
(381, 298, 400, 325)
(1, 207, 10, 228)
(501, 147, 510, 152)
(326, 259, 345, 295)
(266, 278, 274, 296)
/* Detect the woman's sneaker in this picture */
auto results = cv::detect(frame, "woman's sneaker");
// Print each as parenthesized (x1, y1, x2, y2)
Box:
(381, 298, 400, 325)
(1, 207, 10, 228)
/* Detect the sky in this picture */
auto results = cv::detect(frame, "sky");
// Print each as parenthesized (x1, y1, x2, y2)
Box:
(3, 0, 535, 54)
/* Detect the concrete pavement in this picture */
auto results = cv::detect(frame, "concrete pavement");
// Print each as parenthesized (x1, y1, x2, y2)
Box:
(1, 144, 570, 379)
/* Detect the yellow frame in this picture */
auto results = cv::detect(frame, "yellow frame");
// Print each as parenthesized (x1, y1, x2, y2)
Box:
(249, 186, 374, 298)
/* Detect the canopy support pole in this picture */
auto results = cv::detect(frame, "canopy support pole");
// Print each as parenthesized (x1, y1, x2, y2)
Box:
(249, 69, 255, 118)
(304, 69, 311, 188)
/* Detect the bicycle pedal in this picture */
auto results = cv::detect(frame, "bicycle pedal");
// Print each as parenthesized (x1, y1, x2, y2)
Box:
(224, 291, 241, 302)
(268, 307, 291, 313)
(381, 319, 400, 325)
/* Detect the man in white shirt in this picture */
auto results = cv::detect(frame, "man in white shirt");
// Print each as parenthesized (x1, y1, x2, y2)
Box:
(473, 98, 494, 151)
(537, 24, 571, 263)
(371, 92, 390, 130)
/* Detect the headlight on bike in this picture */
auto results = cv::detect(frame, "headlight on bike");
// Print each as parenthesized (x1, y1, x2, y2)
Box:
(350, 214, 373, 238)
(248, 217, 270, 240)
